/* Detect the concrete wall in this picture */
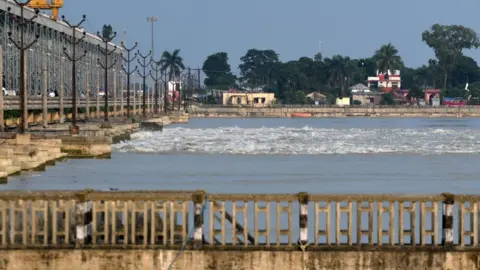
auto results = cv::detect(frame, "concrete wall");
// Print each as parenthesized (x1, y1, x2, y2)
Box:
(0, 249, 478, 270)
(189, 106, 480, 118)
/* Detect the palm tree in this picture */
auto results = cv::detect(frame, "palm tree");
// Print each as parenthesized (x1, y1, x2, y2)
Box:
(159, 49, 185, 80)
(324, 55, 354, 97)
(373, 43, 403, 81)
(159, 49, 185, 110)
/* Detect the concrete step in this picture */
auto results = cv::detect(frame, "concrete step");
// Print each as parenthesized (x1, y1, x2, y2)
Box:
(47, 148, 62, 154)
(5, 165, 21, 175)
(0, 158, 13, 167)
(21, 161, 44, 170)
(12, 145, 33, 155)
(0, 148, 14, 158)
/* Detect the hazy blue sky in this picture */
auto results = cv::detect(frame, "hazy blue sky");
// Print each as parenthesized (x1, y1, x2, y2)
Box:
(60, 0, 480, 73)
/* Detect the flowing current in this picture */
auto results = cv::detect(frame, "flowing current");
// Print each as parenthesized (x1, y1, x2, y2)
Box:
(5, 118, 480, 193)
(113, 126, 480, 155)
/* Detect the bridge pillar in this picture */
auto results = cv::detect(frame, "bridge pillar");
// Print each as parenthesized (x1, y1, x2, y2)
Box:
(298, 192, 309, 249)
(192, 190, 206, 249)
(442, 193, 454, 247)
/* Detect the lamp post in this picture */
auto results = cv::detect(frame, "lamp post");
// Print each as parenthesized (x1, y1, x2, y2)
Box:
(96, 30, 117, 126)
(146, 17, 157, 59)
(7, 2, 39, 133)
(137, 50, 151, 116)
(62, 15, 87, 134)
(120, 41, 138, 119)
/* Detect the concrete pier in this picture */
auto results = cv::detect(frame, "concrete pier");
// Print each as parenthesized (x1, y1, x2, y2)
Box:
(0, 115, 188, 180)
(0, 134, 66, 179)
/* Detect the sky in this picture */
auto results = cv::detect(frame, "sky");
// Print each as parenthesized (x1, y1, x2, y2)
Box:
(60, 0, 480, 74)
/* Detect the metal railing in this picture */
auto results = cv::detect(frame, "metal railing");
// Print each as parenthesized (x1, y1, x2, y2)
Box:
(0, 191, 474, 250)
(2, 97, 154, 110)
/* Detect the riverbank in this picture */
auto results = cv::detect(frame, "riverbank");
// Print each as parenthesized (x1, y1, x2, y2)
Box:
(0, 115, 185, 180)
(188, 106, 480, 118)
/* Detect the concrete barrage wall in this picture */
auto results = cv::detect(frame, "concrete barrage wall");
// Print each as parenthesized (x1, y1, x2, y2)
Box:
(188, 106, 480, 117)
(0, 249, 478, 270)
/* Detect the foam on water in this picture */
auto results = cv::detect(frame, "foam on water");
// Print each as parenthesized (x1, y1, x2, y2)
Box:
(112, 126, 480, 155)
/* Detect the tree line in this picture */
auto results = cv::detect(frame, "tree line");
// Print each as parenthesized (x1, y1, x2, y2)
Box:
(201, 24, 480, 104)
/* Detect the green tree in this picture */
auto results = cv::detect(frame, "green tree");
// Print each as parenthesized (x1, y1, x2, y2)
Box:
(422, 24, 480, 90)
(314, 52, 322, 62)
(324, 55, 354, 97)
(202, 52, 236, 89)
(102, 24, 114, 40)
(294, 90, 308, 104)
(159, 49, 185, 80)
(406, 85, 424, 99)
(373, 43, 403, 79)
(239, 49, 279, 88)
(380, 93, 396, 105)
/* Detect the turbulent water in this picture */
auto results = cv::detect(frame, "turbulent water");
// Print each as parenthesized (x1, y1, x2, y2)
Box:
(4, 118, 480, 193)
(113, 126, 480, 155)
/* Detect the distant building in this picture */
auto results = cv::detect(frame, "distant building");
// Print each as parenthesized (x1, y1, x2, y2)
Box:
(306, 92, 327, 104)
(222, 92, 275, 106)
(336, 97, 351, 106)
(425, 89, 440, 101)
(167, 81, 181, 103)
(351, 92, 383, 105)
(367, 70, 401, 92)
(349, 83, 370, 93)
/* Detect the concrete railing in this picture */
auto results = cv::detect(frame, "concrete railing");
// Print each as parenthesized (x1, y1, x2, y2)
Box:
(0, 191, 475, 250)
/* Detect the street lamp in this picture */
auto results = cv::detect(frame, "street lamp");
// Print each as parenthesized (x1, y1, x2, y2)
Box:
(146, 16, 158, 58)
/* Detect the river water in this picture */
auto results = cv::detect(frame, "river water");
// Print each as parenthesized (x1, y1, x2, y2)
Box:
(3, 117, 480, 194)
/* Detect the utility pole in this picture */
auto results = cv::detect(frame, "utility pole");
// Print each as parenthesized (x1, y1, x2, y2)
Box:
(150, 59, 162, 114)
(197, 67, 201, 89)
(7, 2, 39, 133)
(163, 70, 168, 114)
(96, 30, 117, 125)
(146, 17, 157, 58)
(62, 15, 87, 134)
(137, 50, 151, 117)
(120, 41, 138, 119)
(186, 67, 191, 110)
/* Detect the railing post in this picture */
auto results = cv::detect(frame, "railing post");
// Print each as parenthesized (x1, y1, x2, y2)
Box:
(75, 198, 86, 247)
(298, 192, 309, 249)
(75, 191, 93, 247)
(442, 193, 454, 247)
(192, 190, 205, 249)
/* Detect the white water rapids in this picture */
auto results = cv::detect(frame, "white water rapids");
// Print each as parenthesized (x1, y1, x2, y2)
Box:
(112, 126, 480, 155)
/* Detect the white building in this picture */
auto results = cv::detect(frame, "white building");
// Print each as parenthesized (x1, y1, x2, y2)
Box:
(367, 70, 401, 92)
